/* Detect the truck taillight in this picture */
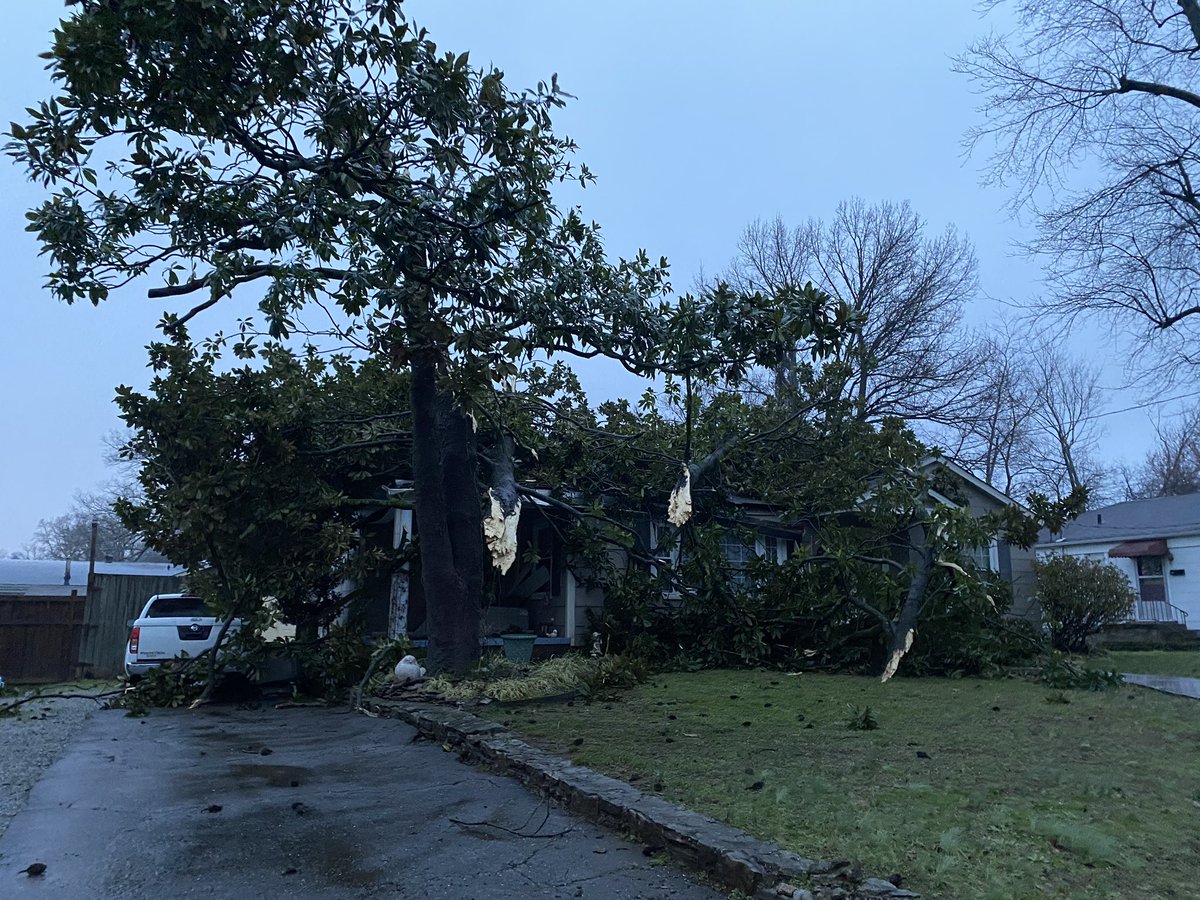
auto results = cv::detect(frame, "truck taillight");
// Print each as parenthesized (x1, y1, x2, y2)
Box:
(129, 626, 140, 655)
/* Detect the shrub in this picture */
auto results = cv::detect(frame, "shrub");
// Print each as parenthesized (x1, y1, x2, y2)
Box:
(1035, 555, 1137, 652)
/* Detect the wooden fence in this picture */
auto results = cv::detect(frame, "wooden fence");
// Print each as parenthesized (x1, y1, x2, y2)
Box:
(0, 595, 86, 683)
(77, 573, 185, 678)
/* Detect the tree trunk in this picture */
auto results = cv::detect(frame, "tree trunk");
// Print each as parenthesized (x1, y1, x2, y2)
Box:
(881, 516, 935, 682)
(437, 388, 485, 671)
(891, 531, 934, 657)
(409, 358, 484, 675)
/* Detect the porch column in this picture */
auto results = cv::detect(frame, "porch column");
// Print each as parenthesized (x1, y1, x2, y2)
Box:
(564, 568, 577, 646)
(388, 508, 414, 640)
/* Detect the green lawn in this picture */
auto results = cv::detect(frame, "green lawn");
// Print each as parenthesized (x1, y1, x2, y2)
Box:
(1085, 650, 1200, 678)
(509, 671, 1200, 900)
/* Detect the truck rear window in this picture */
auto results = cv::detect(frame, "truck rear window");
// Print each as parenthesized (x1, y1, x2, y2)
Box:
(146, 596, 210, 618)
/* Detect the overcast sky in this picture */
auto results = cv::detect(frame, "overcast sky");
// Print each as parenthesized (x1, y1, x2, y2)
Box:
(0, 2, 1184, 554)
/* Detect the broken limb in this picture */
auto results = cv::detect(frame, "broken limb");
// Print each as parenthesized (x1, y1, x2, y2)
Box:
(880, 515, 935, 684)
(484, 432, 522, 574)
(0, 689, 123, 717)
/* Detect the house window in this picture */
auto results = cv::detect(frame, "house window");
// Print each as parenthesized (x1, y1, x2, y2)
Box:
(1136, 556, 1167, 606)
(964, 542, 999, 572)
(762, 535, 779, 564)
(648, 520, 681, 570)
(720, 532, 757, 587)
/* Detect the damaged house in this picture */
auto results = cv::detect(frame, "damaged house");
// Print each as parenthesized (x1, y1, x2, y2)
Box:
(375, 455, 1035, 651)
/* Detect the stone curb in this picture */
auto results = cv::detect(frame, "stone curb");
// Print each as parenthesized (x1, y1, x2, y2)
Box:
(364, 698, 919, 900)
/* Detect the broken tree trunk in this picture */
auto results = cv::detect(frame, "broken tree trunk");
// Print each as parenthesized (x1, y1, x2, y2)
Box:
(880, 516, 935, 683)
(483, 432, 522, 574)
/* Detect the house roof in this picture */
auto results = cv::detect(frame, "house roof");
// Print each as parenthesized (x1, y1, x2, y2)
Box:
(920, 457, 1027, 512)
(0, 558, 184, 591)
(1037, 493, 1200, 548)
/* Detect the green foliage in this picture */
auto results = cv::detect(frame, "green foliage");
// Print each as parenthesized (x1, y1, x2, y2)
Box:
(1035, 555, 1137, 653)
(1040, 651, 1124, 692)
(114, 661, 206, 716)
(589, 533, 1042, 677)
(901, 576, 1044, 677)
(279, 627, 377, 701)
(115, 341, 405, 641)
(10, 0, 685, 677)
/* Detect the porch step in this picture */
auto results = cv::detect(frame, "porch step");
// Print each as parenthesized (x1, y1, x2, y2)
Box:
(1091, 622, 1200, 651)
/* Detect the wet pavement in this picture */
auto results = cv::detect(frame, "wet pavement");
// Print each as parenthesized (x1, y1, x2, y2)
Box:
(0, 706, 721, 899)
(1123, 673, 1200, 699)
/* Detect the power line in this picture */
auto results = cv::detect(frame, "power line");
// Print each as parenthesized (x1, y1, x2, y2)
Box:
(1082, 388, 1200, 422)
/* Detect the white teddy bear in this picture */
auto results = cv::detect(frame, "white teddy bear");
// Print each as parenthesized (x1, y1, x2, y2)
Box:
(393, 655, 426, 685)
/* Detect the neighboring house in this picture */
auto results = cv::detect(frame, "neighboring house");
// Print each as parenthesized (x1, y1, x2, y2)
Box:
(380, 459, 1035, 648)
(0, 558, 183, 597)
(0, 558, 186, 681)
(1036, 493, 1200, 630)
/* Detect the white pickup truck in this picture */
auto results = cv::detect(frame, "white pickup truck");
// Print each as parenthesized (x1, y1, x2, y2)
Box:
(124, 594, 239, 679)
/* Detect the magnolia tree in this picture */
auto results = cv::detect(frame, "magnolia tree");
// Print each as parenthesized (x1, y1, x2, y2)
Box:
(13, 0, 1084, 681)
(11, 0, 854, 674)
(9, 0, 678, 673)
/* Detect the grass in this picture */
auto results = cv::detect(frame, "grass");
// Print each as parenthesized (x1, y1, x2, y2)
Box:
(1084, 649, 1200, 678)
(509, 670, 1200, 900)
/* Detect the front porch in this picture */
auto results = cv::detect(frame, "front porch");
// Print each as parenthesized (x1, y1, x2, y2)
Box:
(384, 500, 602, 651)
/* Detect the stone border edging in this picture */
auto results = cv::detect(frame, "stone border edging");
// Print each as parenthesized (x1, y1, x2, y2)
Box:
(364, 698, 918, 900)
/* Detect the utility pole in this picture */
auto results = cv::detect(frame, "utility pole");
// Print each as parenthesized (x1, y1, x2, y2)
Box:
(87, 520, 98, 587)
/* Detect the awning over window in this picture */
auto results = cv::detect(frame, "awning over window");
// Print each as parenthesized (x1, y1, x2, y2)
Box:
(1108, 539, 1169, 559)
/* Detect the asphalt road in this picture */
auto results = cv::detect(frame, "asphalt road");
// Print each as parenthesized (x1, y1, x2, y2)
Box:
(0, 705, 722, 899)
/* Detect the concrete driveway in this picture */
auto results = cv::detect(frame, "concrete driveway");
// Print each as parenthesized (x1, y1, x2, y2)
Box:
(0, 706, 721, 899)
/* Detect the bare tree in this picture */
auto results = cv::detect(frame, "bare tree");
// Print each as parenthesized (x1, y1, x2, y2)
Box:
(1024, 341, 1110, 500)
(957, 0, 1200, 382)
(727, 200, 984, 427)
(948, 325, 1041, 495)
(27, 480, 165, 562)
(1120, 401, 1200, 497)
